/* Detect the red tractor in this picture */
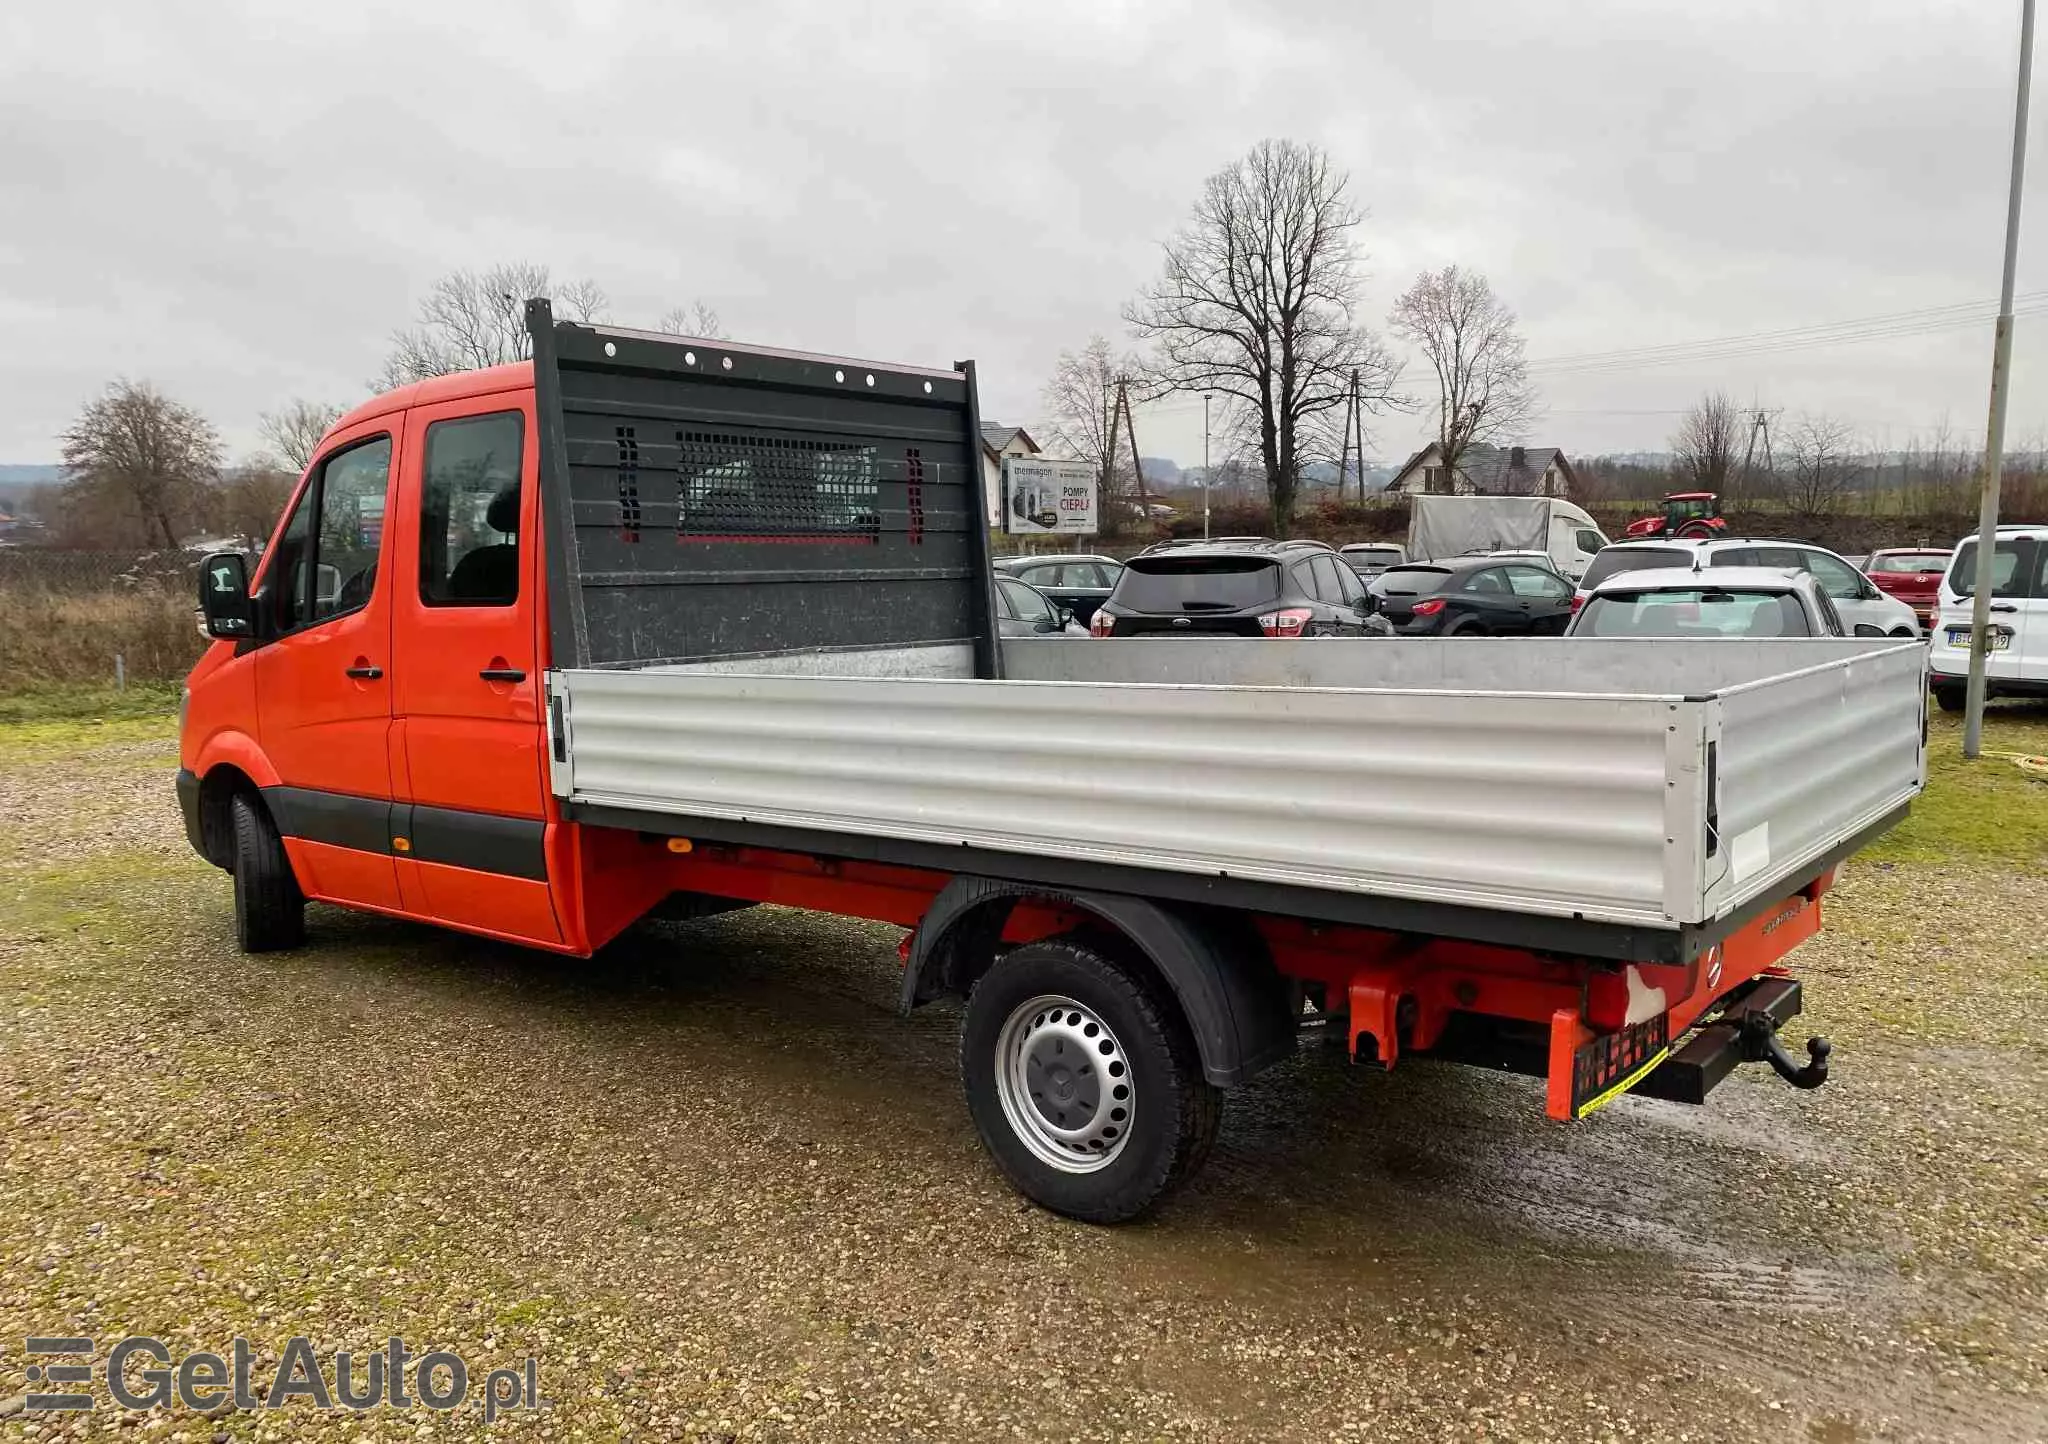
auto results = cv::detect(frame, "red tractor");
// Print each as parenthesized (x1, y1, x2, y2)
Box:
(1623, 491, 1728, 540)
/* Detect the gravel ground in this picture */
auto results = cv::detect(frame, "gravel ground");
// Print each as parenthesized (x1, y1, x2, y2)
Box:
(1, 709, 2043, 1442)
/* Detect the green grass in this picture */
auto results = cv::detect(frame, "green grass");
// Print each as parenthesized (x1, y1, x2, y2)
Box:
(0, 680, 182, 723)
(1862, 704, 2048, 864)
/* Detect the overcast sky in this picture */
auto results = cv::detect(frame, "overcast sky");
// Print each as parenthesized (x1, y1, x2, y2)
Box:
(2, 0, 2042, 469)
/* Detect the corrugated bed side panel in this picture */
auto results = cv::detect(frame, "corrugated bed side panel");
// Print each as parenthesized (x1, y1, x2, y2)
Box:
(1709, 643, 1925, 915)
(554, 670, 1682, 927)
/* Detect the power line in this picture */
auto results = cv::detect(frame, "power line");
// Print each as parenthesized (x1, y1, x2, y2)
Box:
(1532, 292, 2048, 367)
(1531, 294, 2048, 376)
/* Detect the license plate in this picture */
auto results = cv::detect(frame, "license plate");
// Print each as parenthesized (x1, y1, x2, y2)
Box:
(1570, 1014, 1671, 1119)
(1947, 626, 2010, 650)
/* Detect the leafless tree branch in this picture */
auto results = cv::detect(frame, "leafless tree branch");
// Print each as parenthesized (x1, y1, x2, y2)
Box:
(1123, 139, 1403, 535)
(1387, 265, 1538, 484)
(59, 380, 223, 549)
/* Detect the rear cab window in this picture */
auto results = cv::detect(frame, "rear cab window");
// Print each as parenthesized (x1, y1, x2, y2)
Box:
(1114, 555, 1282, 612)
(420, 411, 524, 606)
(1578, 547, 1690, 591)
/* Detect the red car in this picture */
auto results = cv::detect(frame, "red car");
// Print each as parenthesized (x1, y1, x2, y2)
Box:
(1863, 548, 1951, 628)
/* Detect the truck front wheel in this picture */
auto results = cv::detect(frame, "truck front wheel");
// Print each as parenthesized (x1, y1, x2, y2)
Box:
(961, 938, 1220, 1223)
(231, 793, 306, 953)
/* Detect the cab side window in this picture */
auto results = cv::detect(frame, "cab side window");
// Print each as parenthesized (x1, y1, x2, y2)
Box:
(313, 441, 392, 622)
(421, 412, 525, 606)
(268, 436, 392, 632)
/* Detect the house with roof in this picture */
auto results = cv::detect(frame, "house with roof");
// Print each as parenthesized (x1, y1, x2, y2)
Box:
(1384, 442, 1579, 499)
(980, 424, 1041, 527)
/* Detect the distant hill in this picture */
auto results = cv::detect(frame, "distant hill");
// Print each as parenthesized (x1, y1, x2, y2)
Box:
(0, 465, 61, 516)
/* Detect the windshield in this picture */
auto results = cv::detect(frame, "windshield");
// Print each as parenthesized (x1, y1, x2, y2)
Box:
(1869, 552, 1950, 574)
(1578, 588, 1811, 638)
(1114, 556, 1281, 611)
(1578, 547, 1691, 591)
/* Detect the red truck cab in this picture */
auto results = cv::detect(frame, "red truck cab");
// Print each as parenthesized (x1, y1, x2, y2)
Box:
(180, 361, 571, 948)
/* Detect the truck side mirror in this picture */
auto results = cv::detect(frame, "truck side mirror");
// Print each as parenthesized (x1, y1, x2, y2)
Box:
(1852, 623, 1886, 638)
(198, 552, 255, 640)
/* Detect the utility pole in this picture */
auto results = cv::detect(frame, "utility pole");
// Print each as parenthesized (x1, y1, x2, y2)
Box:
(1202, 392, 1213, 540)
(1115, 376, 1151, 522)
(1965, 0, 2035, 760)
(1348, 369, 1364, 506)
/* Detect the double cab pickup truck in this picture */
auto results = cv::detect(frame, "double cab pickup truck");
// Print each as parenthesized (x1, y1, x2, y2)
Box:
(179, 302, 1927, 1221)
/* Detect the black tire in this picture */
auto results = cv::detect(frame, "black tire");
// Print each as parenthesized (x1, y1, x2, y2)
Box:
(1932, 686, 1966, 714)
(1675, 521, 1717, 539)
(1445, 619, 1484, 637)
(1890, 628, 1917, 639)
(961, 938, 1221, 1224)
(230, 792, 305, 953)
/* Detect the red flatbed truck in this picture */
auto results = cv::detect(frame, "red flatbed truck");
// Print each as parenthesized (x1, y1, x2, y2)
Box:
(179, 303, 1927, 1221)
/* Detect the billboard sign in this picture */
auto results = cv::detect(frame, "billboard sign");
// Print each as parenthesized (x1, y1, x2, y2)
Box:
(1003, 458, 1097, 535)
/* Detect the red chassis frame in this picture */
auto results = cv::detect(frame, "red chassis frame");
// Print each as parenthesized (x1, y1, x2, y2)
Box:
(571, 829, 1833, 1124)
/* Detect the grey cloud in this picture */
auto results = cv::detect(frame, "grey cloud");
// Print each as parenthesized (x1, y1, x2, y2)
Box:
(0, 0, 2040, 468)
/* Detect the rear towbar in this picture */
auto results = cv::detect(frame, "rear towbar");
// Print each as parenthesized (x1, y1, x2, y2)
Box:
(1635, 975, 1831, 1104)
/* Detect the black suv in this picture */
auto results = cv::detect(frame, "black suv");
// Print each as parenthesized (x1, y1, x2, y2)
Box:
(1091, 540, 1383, 637)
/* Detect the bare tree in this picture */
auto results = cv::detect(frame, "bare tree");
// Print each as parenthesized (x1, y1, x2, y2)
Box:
(1124, 139, 1402, 536)
(1387, 265, 1537, 490)
(258, 399, 348, 474)
(58, 380, 222, 549)
(1039, 336, 1134, 504)
(218, 458, 298, 546)
(1669, 392, 1742, 498)
(1783, 414, 1859, 517)
(656, 302, 727, 339)
(375, 263, 611, 390)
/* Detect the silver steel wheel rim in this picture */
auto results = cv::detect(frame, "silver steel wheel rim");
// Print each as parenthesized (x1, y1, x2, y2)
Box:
(994, 994, 1134, 1174)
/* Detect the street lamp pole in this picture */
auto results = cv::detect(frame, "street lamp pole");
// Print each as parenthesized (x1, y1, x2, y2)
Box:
(1964, 0, 2035, 759)
(1202, 392, 1213, 540)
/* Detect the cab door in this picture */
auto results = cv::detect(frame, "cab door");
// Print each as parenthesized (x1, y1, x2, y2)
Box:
(252, 424, 404, 911)
(387, 395, 561, 944)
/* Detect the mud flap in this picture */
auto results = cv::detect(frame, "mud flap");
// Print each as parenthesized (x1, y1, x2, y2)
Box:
(1546, 1008, 1672, 1121)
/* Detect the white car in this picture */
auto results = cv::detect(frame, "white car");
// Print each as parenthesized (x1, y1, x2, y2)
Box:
(1567, 566, 1865, 638)
(1574, 538, 1923, 637)
(1927, 525, 2047, 711)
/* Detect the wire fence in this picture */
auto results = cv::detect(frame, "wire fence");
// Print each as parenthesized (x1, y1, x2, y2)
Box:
(0, 549, 206, 690)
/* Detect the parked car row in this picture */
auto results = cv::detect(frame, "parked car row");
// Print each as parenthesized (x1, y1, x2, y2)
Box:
(995, 525, 2048, 709)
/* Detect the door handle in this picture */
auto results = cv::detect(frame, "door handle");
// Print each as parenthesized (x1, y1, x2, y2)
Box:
(479, 667, 527, 683)
(345, 664, 383, 680)
(1989, 603, 2018, 614)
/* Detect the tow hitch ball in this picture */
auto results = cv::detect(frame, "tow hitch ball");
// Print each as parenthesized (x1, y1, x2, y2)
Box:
(1741, 1014, 1832, 1090)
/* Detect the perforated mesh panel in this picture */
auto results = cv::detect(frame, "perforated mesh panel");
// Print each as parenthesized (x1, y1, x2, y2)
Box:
(535, 313, 992, 671)
(675, 430, 880, 541)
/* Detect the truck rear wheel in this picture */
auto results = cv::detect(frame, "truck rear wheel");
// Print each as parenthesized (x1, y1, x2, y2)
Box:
(961, 938, 1220, 1223)
(231, 793, 305, 953)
